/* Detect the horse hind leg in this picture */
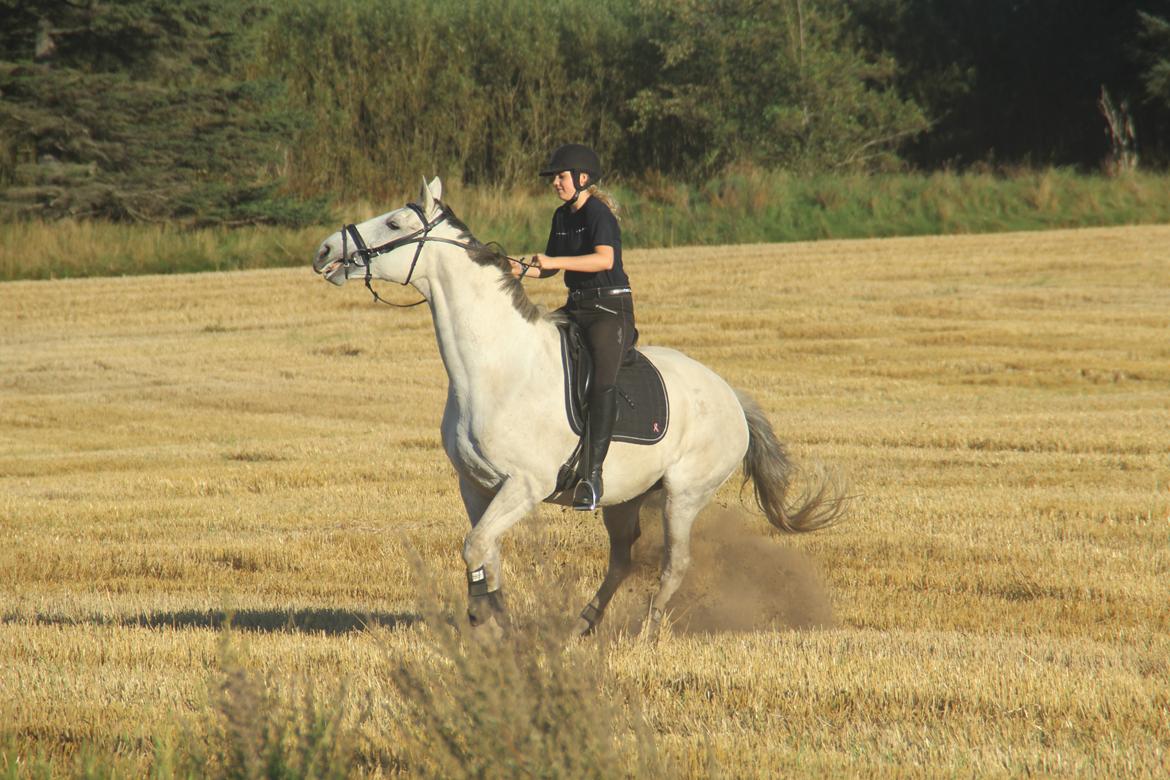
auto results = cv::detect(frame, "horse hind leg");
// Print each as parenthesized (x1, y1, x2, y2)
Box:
(576, 493, 646, 636)
(645, 487, 711, 640)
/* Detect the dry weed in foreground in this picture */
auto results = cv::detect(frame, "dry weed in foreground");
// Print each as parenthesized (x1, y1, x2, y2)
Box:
(188, 577, 668, 778)
(198, 633, 364, 779)
(369, 555, 666, 778)
(114, 593, 662, 779)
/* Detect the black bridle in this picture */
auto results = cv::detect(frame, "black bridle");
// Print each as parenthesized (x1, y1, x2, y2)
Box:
(324, 202, 537, 307)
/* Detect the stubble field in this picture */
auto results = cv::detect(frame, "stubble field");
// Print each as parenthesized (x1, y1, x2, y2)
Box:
(1, 224, 1168, 776)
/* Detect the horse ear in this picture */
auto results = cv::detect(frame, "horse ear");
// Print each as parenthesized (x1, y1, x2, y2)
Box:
(420, 176, 442, 218)
(419, 177, 434, 215)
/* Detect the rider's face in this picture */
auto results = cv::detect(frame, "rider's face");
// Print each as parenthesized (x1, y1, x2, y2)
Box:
(551, 170, 586, 202)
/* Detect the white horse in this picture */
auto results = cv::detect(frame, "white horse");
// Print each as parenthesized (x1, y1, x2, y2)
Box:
(313, 178, 845, 636)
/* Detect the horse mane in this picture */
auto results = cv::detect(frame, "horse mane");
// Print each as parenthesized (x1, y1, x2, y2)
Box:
(440, 202, 562, 325)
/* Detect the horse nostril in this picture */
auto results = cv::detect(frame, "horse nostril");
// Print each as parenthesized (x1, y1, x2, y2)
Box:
(318, 245, 330, 259)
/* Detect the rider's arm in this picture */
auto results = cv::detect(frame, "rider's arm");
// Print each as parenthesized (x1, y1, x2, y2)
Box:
(511, 245, 614, 279)
(538, 245, 614, 274)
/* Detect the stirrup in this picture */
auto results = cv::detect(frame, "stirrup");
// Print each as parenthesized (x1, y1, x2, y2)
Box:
(572, 475, 601, 511)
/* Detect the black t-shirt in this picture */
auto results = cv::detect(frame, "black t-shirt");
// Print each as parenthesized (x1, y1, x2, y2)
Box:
(545, 197, 629, 291)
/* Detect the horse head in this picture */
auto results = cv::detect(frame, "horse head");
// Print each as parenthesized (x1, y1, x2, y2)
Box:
(313, 176, 446, 288)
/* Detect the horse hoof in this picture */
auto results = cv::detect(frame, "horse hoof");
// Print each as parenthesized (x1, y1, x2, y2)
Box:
(468, 615, 506, 642)
(467, 589, 509, 637)
(642, 606, 665, 643)
(575, 602, 603, 637)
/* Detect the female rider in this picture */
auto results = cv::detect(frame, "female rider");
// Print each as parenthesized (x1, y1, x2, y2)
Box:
(512, 144, 635, 511)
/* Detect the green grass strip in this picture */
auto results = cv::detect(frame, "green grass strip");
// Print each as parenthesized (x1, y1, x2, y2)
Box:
(3, 170, 1169, 282)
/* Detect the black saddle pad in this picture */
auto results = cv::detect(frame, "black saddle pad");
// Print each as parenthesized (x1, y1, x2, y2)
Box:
(558, 322, 669, 445)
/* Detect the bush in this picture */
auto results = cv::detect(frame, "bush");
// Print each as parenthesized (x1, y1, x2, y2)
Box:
(371, 572, 665, 778)
(258, 0, 927, 201)
(0, 0, 327, 225)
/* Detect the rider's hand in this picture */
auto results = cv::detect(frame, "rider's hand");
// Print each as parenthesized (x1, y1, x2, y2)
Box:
(511, 255, 543, 278)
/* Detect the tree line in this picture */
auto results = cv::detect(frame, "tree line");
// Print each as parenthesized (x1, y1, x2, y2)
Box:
(1, 0, 1168, 224)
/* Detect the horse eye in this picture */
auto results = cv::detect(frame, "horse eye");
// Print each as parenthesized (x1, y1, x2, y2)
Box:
(387, 220, 399, 230)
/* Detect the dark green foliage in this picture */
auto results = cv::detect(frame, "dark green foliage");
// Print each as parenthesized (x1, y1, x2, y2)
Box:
(625, 0, 927, 178)
(261, 0, 926, 199)
(1137, 11, 1170, 107)
(4, 0, 1170, 228)
(848, 0, 1170, 169)
(0, 0, 327, 224)
(258, 0, 641, 199)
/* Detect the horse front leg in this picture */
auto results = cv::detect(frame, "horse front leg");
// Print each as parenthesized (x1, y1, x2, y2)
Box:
(576, 494, 646, 636)
(459, 475, 542, 632)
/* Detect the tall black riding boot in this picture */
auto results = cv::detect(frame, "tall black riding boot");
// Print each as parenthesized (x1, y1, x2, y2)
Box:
(573, 385, 618, 511)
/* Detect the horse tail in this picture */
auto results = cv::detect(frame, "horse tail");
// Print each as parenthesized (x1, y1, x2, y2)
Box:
(735, 389, 848, 533)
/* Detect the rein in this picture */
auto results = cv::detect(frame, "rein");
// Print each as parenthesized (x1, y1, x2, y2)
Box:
(328, 202, 538, 308)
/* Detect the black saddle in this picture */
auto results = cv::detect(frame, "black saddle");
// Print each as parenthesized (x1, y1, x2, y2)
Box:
(553, 320, 669, 495)
(557, 320, 669, 445)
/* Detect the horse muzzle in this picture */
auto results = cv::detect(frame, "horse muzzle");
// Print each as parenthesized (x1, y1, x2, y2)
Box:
(313, 241, 352, 284)
(317, 257, 347, 281)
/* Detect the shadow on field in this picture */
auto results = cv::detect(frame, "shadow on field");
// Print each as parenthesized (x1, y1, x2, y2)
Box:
(132, 608, 423, 634)
(7, 608, 421, 635)
(605, 503, 836, 635)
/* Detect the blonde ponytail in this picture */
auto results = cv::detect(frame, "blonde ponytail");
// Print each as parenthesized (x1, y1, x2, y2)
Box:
(586, 184, 621, 223)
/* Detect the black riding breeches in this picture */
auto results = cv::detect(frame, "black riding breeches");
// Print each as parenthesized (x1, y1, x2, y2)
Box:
(565, 291, 636, 404)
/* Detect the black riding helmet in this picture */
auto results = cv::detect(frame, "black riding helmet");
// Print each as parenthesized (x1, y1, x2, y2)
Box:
(540, 144, 602, 201)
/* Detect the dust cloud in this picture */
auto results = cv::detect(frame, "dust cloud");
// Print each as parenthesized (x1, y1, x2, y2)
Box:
(615, 503, 836, 635)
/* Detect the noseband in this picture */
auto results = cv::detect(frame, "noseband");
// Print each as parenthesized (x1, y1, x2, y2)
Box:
(329, 202, 448, 307)
(322, 202, 538, 308)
